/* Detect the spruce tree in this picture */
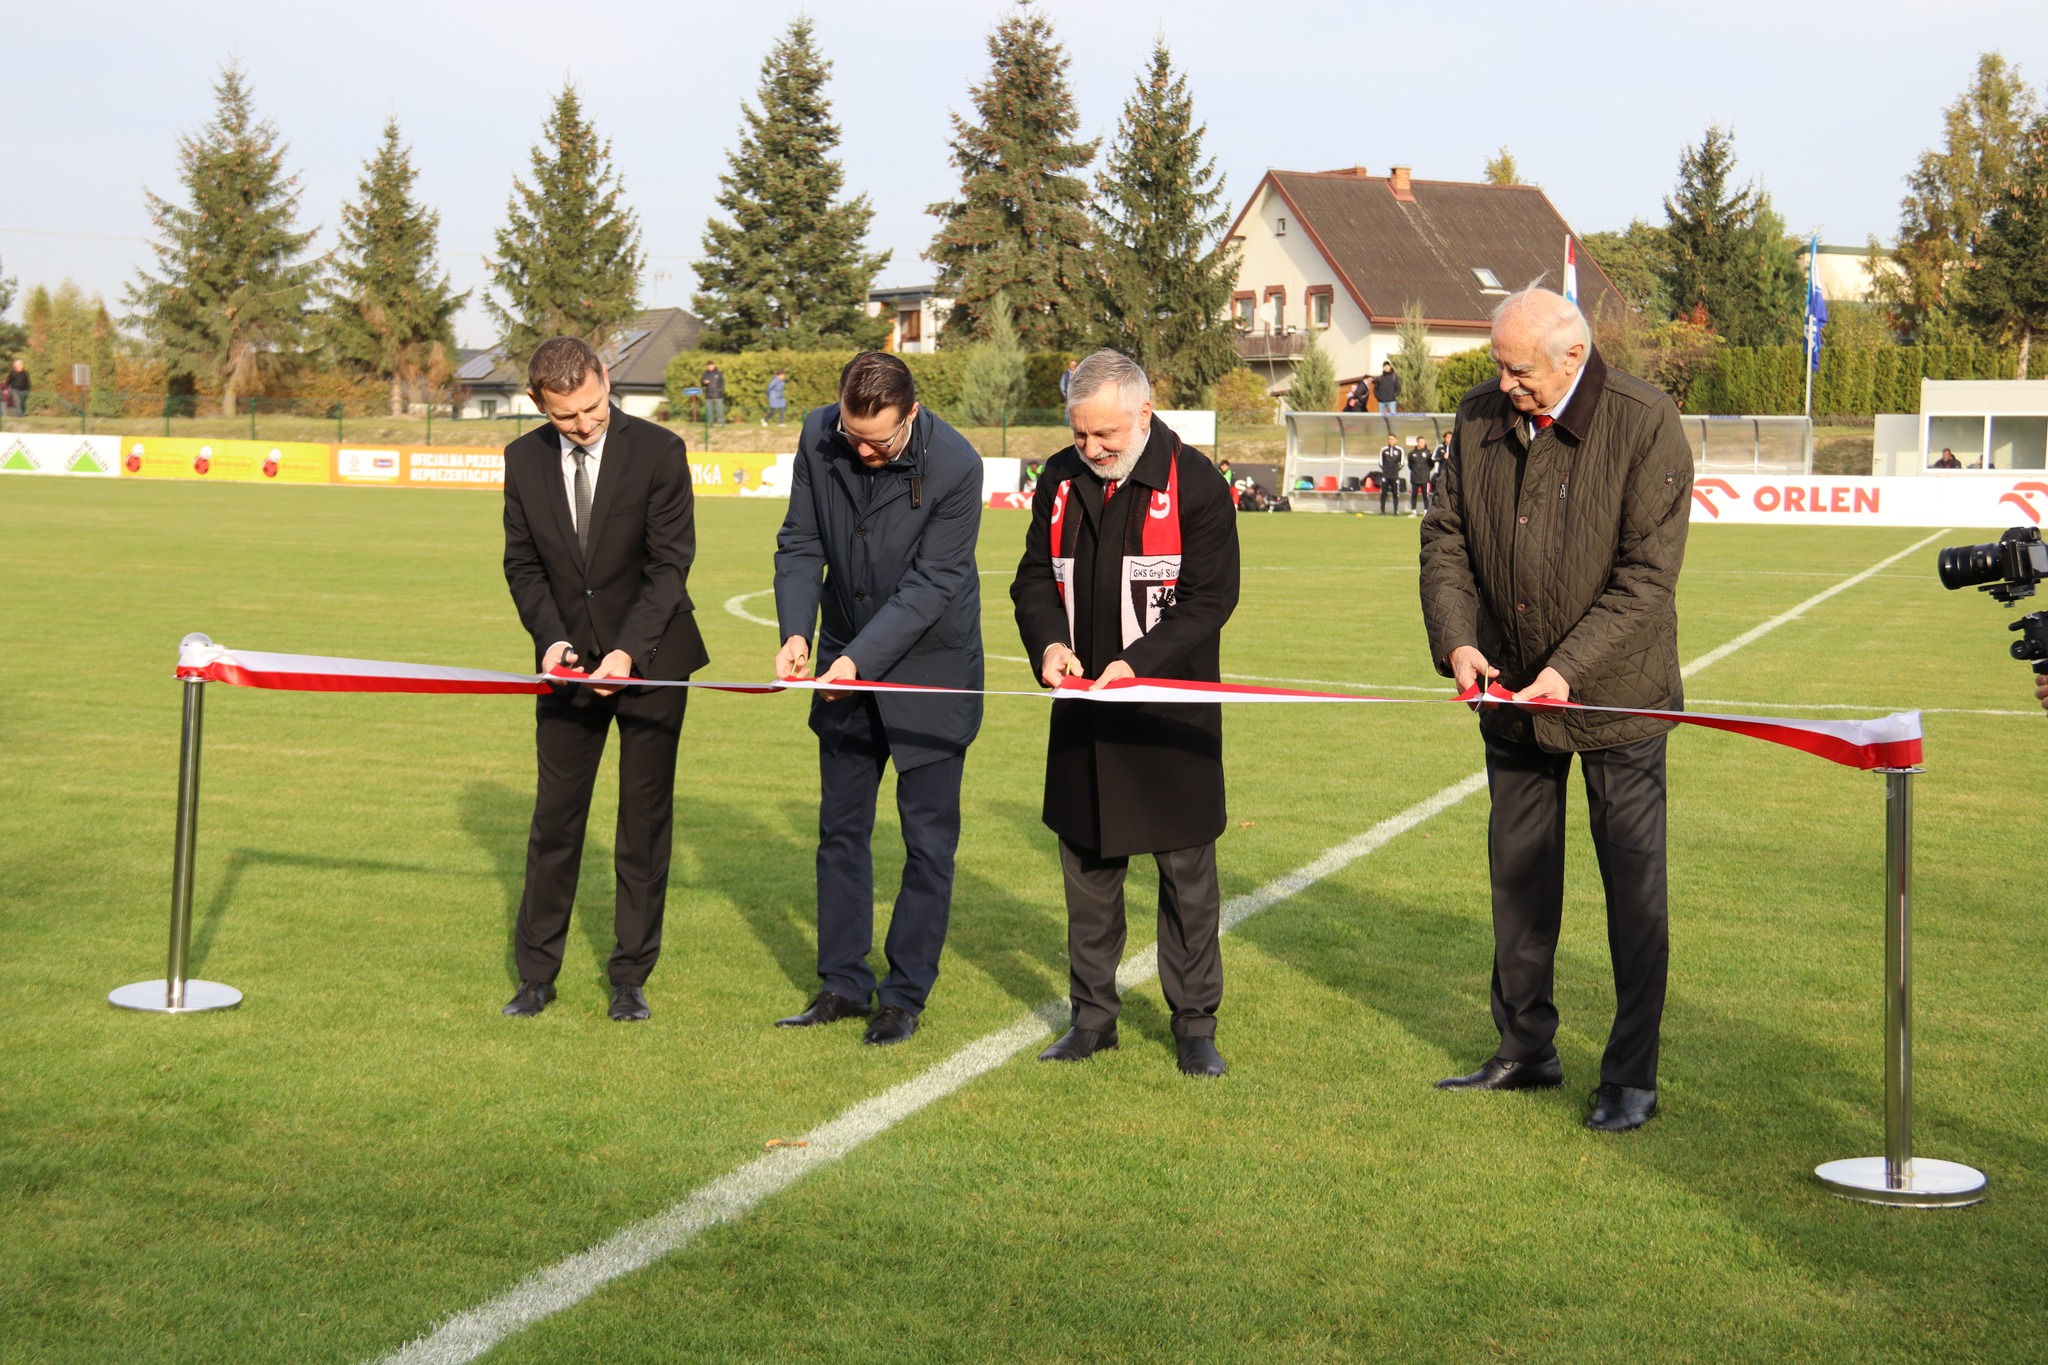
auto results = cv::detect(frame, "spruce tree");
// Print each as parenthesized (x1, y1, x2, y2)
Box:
(486, 83, 644, 368)
(927, 0, 1098, 350)
(1958, 113, 2048, 378)
(1660, 126, 1802, 346)
(1089, 40, 1240, 405)
(126, 62, 318, 416)
(321, 118, 466, 415)
(694, 17, 890, 352)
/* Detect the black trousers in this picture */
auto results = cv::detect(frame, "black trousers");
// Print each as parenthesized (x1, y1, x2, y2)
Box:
(816, 697, 964, 1014)
(514, 687, 688, 988)
(1484, 730, 1669, 1088)
(1409, 478, 1425, 511)
(1058, 839, 1222, 1040)
(1379, 479, 1401, 514)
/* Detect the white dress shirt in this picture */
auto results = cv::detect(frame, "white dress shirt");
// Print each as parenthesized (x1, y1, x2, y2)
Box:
(1528, 363, 1586, 441)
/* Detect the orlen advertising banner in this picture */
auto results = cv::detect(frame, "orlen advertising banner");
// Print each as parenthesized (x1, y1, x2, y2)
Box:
(333, 447, 505, 489)
(1688, 474, 2048, 529)
(0, 433, 121, 477)
(119, 437, 331, 484)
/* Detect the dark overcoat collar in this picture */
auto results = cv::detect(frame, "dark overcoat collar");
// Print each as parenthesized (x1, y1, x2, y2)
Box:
(1484, 346, 1610, 447)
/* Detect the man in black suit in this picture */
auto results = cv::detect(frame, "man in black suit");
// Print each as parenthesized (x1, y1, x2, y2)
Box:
(770, 353, 984, 1046)
(500, 336, 709, 1022)
(1012, 349, 1241, 1078)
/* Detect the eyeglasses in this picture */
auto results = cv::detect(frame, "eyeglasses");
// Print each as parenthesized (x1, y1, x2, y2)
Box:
(836, 409, 913, 456)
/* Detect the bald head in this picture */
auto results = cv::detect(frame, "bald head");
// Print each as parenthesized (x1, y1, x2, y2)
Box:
(1489, 288, 1592, 415)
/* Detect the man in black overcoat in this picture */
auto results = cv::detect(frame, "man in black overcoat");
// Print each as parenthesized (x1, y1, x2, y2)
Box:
(1012, 349, 1241, 1078)
(500, 337, 709, 1022)
(771, 353, 984, 1046)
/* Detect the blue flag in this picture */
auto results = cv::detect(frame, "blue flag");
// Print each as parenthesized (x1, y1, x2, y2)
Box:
(1805, 235, 1828, 373)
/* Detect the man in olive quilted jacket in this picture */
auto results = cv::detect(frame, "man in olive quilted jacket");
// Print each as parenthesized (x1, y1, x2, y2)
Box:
(1418, 288, 1693, 1133)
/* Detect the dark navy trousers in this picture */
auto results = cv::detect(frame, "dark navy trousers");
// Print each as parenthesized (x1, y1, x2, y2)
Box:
(815, 697, 964, 1013)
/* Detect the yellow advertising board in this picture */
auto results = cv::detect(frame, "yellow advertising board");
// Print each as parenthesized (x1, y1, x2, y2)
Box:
(692, 454, 790, 497)
(118, 437, 331, 484)
(333, 446, 505, 490)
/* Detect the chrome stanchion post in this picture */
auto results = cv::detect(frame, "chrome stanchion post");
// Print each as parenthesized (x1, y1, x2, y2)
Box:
(1814, 766, 1981, 1206)
(110, 634, 243, 1014)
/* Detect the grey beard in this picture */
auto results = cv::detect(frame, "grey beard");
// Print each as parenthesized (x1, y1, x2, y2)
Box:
(1084, 444, 1144, 486)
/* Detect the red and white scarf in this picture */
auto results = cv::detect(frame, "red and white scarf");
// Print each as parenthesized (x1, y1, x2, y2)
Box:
(1049, 448, 1182, 649)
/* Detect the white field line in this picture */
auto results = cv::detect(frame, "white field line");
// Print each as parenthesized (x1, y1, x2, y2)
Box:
(382, 534, 1947, 1364)
(1678, 530, 1949, 679)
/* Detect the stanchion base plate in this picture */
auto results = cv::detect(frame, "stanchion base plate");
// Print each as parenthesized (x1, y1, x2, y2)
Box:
(109, 980, 242, 1014)
(1815, 1156, 1986, 1207)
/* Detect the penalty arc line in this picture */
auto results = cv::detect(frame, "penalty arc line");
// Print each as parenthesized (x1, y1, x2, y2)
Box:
(381, 531, 1949, 1365)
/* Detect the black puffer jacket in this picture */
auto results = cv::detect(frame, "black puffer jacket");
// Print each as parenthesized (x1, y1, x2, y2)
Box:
(1418, 349, 1692, 752)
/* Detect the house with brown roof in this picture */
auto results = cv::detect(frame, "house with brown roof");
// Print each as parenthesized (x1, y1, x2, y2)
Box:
(453, 307, 705, 419)
(1227, 165, 1625, 405)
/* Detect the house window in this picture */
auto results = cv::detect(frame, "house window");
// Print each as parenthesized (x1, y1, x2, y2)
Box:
(1276, 216, 1288, 236)
(1472, 267, 1506, 293)
(898, 307, 921, 345)
(1265, 287, 1286, 331)
(1307, 287, 1333, 328)
(480, 398, 497, 419)
(1231, 293, 1256, 327)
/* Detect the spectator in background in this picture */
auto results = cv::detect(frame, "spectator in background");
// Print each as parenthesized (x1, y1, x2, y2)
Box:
(765, 370, 789, 426)
(1406, 436, 1433, 515)
(1218, 459, 1233, 484)
(702, 361, 727, 426)
(1932, 447, 1961, 469)
(5, 359, 28, 416)
(1345, 377, 1371, 413)
(1374, 360, 1402, 415)
(1378, 437, 1404, 514)
(1021, 458, 1043, 492)
(1059, 359, 1079, 401)
(1432, 433, 1451, 499)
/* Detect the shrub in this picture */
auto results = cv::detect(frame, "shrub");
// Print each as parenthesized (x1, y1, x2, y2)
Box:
(1213, 367, 1276, 424)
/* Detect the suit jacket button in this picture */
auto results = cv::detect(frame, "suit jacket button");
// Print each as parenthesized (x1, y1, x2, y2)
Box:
(855, 590, 868, 602)
(586, 589, 595, 597)
(856, 525, 868, 538)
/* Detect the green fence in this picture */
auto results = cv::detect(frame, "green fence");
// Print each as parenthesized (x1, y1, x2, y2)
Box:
(0, 392, 540, 444)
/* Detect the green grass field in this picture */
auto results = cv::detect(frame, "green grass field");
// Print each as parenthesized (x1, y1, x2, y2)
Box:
(2, 479, 2042, 1363)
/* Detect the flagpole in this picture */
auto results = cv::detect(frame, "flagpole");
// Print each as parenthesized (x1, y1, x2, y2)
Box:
(1803, 233, 1818, 473)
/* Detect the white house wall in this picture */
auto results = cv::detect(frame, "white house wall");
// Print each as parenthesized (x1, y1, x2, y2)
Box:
(1233, 179, 1492, 405)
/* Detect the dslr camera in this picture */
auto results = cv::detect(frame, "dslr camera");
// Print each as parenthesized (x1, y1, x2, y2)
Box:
(1937, 526, 2048, 674)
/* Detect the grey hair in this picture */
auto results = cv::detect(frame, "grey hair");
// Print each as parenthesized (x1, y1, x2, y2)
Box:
(1066, 348, 1152, 418)
(1490, 287, 1592, 365)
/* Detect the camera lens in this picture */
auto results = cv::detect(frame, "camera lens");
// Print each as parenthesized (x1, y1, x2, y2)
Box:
(1938, 542, 2007, 590)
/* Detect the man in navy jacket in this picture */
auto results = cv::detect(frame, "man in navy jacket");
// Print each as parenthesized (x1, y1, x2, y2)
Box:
(770, 352, 984, 1045)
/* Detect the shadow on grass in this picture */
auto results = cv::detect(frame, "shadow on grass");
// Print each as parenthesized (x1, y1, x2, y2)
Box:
(188, 847, 460, 973)
(459, 781, 617, 992)
(1234, 886, 2048, 1307)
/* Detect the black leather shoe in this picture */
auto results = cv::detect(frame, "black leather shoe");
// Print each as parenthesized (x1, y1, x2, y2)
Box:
(1176, 1036, 1227, 1078)
(1038, 1026, 1118, 1062)
(863, 1005, 919, 1046)
(1435, 1055, 1564, 1091)
(609, 983, 650, 1022)
(775, 990, 872, 1028)
(502, 981, 555, 1017)
(1587, 1083, 1658, 1131)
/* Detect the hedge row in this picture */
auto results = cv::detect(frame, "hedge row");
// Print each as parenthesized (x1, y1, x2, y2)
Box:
(663, 349, 1075, 423)
(1688, 342, 2039, 417)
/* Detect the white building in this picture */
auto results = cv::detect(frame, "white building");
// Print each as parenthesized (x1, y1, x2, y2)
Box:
(1793, 243, 1903, 305)
(866, 285, 952, 354)
(453, 308, 704, 419)
(1225, 165, 1628, 406)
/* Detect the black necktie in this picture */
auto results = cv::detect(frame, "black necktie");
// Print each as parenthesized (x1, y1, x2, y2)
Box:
(571, 446, 592, 556)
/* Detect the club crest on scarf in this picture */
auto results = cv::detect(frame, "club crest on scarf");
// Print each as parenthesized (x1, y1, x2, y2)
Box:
(1048, 446, 1183, 650)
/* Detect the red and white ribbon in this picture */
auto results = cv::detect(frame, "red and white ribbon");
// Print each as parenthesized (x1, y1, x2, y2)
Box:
(173, 640, 1923, 771)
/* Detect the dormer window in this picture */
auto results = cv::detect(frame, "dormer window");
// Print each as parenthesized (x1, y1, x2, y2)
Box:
(1472, 267, 1508, 294)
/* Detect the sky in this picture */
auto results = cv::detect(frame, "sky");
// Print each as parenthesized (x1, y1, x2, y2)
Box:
(3, 0, 2043, 349)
